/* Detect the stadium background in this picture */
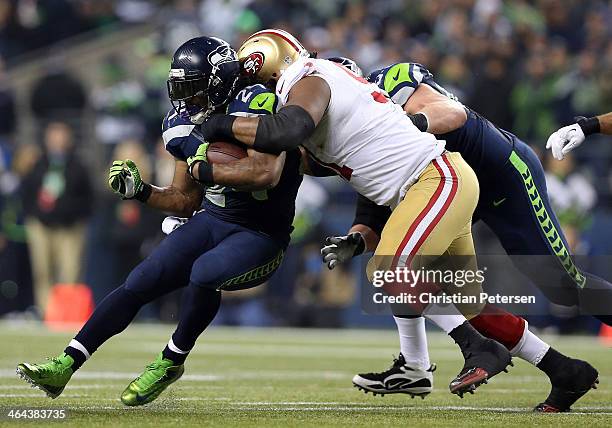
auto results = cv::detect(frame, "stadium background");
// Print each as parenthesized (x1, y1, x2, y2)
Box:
(0, 0, 611, 333)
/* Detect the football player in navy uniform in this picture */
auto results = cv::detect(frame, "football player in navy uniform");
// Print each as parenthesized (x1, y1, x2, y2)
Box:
(323, 60, 605, 412)
(16, 37, 302, 406)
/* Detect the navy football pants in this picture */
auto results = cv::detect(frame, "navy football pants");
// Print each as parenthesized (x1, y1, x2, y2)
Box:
(75, 211, 284, 355)
(476, 139, 612, 323)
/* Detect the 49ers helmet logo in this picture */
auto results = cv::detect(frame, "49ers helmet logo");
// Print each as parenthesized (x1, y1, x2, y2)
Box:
(243, 52, 265, 76)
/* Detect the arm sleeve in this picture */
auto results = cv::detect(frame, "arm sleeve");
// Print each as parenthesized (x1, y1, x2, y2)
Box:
(352, 194, 391, 236)
(253, 105, 315, 154)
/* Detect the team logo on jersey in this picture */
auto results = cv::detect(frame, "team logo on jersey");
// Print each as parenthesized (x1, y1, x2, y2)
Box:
(243, 52, 265, 76)
(208, 44, 237, 69)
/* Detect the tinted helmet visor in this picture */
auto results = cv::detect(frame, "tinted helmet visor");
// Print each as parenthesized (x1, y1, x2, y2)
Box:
(167, 77, 209, 101)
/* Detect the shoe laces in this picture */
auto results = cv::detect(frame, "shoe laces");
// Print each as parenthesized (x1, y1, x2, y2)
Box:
(136, 360, 170, 385)
(387, 354, 407, 371)
(38, 357, 69, 376)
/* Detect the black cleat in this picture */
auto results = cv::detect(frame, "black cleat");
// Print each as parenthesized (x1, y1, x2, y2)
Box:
(353, 353, 435, 398)
(449, 323, 512, 397)
(534, 359, 599, 413)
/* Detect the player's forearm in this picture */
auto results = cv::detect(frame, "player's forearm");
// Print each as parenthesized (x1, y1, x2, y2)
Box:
(597, 112, 612, 135)
(412, 102, 467, 134)
(230, 116, 259, 146)
(348, 224, 380, 252)
(204, 107, 314, 154)
(352, 194, 391, 249)
(194, 153, 285, 191)
(146, 185, 202, 217)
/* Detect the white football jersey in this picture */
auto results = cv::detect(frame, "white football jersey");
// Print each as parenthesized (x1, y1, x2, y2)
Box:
(276, 58, 445, 208)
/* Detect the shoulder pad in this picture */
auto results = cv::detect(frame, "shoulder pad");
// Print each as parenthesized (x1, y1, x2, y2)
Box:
(227, 84, 279, 116)
(275, 57, 316, 104)
(161, 109, 203, 160)
(368, 63, 431, 106)
(162, 108, 192, 133)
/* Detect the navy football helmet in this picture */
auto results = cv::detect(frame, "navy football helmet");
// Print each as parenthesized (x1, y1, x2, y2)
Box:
(167, 36, 240, 124)
(327, 56, 363, 78)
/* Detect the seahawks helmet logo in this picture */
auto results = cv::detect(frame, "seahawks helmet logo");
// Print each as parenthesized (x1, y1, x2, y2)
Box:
(208, 43, 237, 70)
(243, 52, 265, 76)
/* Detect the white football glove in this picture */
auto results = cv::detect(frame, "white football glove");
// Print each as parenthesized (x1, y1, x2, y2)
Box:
(546, 123, 585, 161)
(161, 216, 188, 235)
(321, 232, 365, 270)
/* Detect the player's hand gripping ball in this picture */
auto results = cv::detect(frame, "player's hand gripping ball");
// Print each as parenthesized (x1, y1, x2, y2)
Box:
(187, 142, 210, 177)
(108, 159, 144, 199)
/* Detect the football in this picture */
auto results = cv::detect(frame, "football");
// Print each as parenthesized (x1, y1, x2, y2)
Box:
(207, 141, 248, 164)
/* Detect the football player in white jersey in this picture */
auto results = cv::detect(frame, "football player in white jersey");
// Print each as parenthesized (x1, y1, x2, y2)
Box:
(328, 59, 601, 412)
(191, 29, 512, 397)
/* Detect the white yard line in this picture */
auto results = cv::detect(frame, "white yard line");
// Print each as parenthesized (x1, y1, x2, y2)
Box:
(0, 369, 349, 381)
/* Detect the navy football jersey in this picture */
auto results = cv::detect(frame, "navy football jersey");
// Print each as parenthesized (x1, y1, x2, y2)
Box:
(368, 62, 516, 175)
(162, 84, 302, 245)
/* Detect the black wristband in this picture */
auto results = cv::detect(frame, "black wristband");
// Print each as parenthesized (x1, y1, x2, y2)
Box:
(408, 113, 428, 132)
(135, 182, 152, 203)
(576, 116, 600, 136)
(204, 114, 236, 142)
(195, 162, 215, 186)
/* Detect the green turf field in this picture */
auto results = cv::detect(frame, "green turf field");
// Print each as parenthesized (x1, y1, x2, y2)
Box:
(0, 322, 610, 427)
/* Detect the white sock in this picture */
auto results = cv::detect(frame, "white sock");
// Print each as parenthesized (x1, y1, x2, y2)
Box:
(167, 338, 189, 354)
(394, 316, 430, 369)
(422, 301, 466, 334)
(68, 339, 91, 360)
(510, 322, 550, 366)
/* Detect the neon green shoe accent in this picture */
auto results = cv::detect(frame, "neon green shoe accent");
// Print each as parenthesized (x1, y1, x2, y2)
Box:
(509, 151, 586, 288)
(16, 353, 75, 399)
(121, 353, 184, 406)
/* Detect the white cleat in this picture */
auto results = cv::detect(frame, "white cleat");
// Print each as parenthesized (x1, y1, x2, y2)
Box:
(352, 353, 435, 398)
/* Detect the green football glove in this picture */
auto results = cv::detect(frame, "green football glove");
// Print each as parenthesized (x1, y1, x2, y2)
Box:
(187, 142, 210, 169)
(108, 159, 144, 199)
(187, 142, 210, 179)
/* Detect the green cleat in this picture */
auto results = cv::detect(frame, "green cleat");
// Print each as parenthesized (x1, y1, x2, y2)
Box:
(16, 353, 75, 399)
(121, 353, 184, 406)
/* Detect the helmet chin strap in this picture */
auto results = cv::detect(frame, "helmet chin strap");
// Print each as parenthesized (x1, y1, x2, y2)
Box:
(189, 111, 208, 124)
(188, 98, 215, 124)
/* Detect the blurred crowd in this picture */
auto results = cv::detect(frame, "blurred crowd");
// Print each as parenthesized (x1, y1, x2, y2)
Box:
(0, 0, 611, 332)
